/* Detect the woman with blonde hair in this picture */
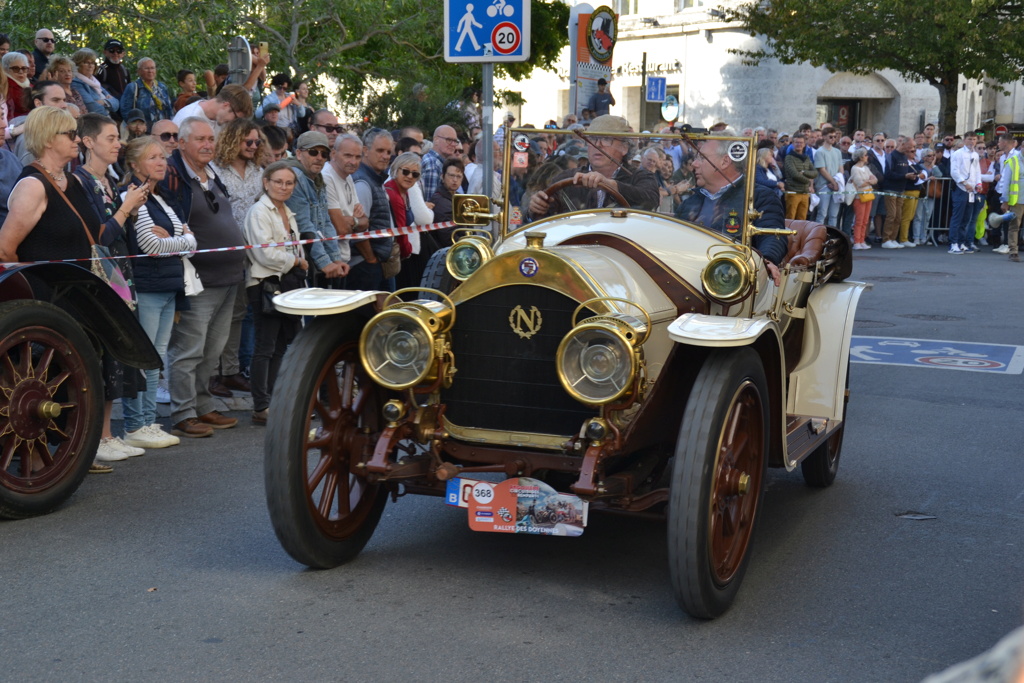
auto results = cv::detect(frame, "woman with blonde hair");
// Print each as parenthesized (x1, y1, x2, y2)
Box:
(119, 135, 197, 448)
(70, 48, 118, 116)
(42, 55, 86, 113)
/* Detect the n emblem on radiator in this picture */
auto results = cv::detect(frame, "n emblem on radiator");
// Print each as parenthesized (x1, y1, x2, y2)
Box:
(509, 305, 543, 339)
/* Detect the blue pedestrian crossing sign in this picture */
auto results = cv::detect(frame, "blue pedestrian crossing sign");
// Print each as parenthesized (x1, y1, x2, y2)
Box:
(646, 77, 667, 103)
(444, 0, 531, 63)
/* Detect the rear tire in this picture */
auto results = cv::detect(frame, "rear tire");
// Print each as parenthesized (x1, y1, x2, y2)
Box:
(668, 349, 768, 619)
(0, 300, 102, 519)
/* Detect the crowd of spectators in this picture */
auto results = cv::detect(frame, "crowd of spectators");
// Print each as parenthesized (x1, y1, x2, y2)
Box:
(0, 28, 1018, 472)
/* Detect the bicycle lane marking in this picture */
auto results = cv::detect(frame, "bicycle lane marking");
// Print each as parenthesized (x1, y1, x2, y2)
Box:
(850, 336, 1024, 375)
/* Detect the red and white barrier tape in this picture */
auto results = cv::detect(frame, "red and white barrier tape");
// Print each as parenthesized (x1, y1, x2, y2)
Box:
(6, 220, 458, 267)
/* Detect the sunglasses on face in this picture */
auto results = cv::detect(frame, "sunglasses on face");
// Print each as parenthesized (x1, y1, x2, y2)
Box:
(8, 65, 27, 73)
(38, 37, 55, 44)
(399, 168, 421, 179)
(243, 138, 262, 148)
(60, 129, 79, 140)
(108, 48, 124, 54)
(158, 132, 178, 142)
(303, 148, 328, 158)
(314, 124, 344, 134)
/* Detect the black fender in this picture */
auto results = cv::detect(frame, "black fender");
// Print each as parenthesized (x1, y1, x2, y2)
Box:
(0, 263, 161, 370)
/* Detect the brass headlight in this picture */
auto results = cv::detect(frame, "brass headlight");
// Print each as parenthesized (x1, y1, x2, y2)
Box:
(445, 229, 494, 281)
(359, 290, 455, 390)
(700, 254, 753, 302)
(557, 320, 639, 406)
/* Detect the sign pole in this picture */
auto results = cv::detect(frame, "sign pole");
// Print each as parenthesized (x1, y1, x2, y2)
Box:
(482, 63, 494, 201)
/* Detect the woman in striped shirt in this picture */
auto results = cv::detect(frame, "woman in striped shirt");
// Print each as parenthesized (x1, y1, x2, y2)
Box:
(119, 136, 197, 450)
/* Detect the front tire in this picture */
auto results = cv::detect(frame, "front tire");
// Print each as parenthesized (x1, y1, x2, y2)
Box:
(668, 349, 769, 619)
(264, 316, 388, 569)
(0, 300, 102, 519)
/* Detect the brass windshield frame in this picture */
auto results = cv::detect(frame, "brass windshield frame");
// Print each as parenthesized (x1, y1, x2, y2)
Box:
(496, 126, 759, 248)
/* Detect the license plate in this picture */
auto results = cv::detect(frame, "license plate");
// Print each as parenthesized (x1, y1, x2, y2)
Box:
(446, 476, 588, 537)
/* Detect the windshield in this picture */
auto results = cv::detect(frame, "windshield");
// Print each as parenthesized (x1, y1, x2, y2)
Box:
(500, 127, 763, 245)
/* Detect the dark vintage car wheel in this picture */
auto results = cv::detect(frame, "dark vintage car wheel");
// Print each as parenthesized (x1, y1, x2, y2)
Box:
(264, 316, 388, 569)
(668, 348, 768, 619)
(420, 247, 453, 300)
(800, 364, 849, 488)
(0, 300, 102, 519)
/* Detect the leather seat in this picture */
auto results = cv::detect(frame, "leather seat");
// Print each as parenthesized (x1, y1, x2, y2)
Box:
(783, 219, 828, 267)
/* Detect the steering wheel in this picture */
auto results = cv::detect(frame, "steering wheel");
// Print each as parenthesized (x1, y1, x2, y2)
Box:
(541, 176, 630, 212)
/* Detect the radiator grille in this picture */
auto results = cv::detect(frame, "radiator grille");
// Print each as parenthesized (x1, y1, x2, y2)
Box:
(443, 285, 596, 436)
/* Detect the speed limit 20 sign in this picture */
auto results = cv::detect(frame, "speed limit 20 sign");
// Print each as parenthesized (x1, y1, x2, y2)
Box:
(444, 0, 531, 63)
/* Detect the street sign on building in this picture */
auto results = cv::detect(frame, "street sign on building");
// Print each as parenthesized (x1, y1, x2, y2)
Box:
(444, 0, 531, 63)
(646, 76, 666, 103)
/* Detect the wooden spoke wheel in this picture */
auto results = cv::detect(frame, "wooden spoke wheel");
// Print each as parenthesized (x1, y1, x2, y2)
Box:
(542, 176, 630, 213)
(265, 317, 388, 569)
(668, 349, 768, 619)
(0, 301, 101, 519)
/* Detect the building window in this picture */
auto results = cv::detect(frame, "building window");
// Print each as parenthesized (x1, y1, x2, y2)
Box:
(676, 0, 704, 10)
(612, 0, 637, 16)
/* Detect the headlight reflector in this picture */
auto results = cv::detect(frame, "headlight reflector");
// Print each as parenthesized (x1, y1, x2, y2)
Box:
(360, 311, 434, 389)
(700, 255, 752, 302)
(557, 323, 637, 405)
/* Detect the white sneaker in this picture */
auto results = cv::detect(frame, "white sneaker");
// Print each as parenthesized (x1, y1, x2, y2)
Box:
(979, 237, 989, 246)
(156, 384, 171, 404)
(123, 425, 178, 449)
(881, 240, 900, 249)
(110, 437, 145, 457)
(96, 437, 130, 462)
(147, 423, 180, 447)
(949, 244, 962, 254)
(900, 241, 917, 248)
(995, 244, 1010, 254)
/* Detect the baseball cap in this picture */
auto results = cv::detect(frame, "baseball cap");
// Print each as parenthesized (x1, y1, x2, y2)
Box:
(295, 131, 330, 151)
(125, 108, 145, 123)
(103, 39, 124, 51)
(263, 102, 281, 114)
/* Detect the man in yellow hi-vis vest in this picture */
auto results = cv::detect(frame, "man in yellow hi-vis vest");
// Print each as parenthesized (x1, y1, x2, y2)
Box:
(996, 133, 1021, 262)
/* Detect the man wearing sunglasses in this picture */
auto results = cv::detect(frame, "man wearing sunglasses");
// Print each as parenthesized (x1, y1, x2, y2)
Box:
(310, 109, 343, 148)
(151, 119, 179, 155)
(33, 29, 55, 80)
(286, 131, 349, 285)
(351, 128, 397, 291)
(97, 39, 130, 102)
(159, 117, 247, 438)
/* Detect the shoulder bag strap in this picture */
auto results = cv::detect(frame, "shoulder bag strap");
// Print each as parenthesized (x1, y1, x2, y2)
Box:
(30, 163, 97, 246)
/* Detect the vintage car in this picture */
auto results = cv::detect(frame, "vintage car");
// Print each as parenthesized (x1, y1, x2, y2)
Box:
(0, 264, 160, 518)
(264, 130, 866, 618)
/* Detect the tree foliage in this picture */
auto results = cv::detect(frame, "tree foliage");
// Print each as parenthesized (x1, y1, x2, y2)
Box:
(728, 0, 1024, 132)
(1, 0, 568, 128)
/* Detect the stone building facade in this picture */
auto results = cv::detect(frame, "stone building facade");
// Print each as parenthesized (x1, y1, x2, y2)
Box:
(496, 1, 947, 137)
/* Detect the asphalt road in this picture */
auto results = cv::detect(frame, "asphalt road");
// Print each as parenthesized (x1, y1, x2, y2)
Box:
(2, 243, 1022, 683)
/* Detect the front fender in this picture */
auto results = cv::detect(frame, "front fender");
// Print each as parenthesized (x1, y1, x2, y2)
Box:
(668, 313, 776, 347)
(0, 263, 160, 370)
(272, 288, 384, 316)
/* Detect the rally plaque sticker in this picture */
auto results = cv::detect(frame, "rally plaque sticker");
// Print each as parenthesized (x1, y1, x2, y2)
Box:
(462, 477, 588, 536)
(519, 257, 539, 277)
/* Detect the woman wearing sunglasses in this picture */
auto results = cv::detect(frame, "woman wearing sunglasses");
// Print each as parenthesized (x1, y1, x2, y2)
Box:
(385, 151, 436, 291)
(2, 52, 32, 119)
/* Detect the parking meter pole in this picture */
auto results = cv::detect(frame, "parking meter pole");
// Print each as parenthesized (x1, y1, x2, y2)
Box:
(482, 63, 496, 239)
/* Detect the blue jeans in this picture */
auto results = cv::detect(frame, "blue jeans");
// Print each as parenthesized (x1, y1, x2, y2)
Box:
(949, 187, 984, 247)
(122, 290, 177, 432)
(816, 188, 841, 227)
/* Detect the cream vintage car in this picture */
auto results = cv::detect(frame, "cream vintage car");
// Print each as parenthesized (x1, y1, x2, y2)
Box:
(263, 129, 866, 619)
